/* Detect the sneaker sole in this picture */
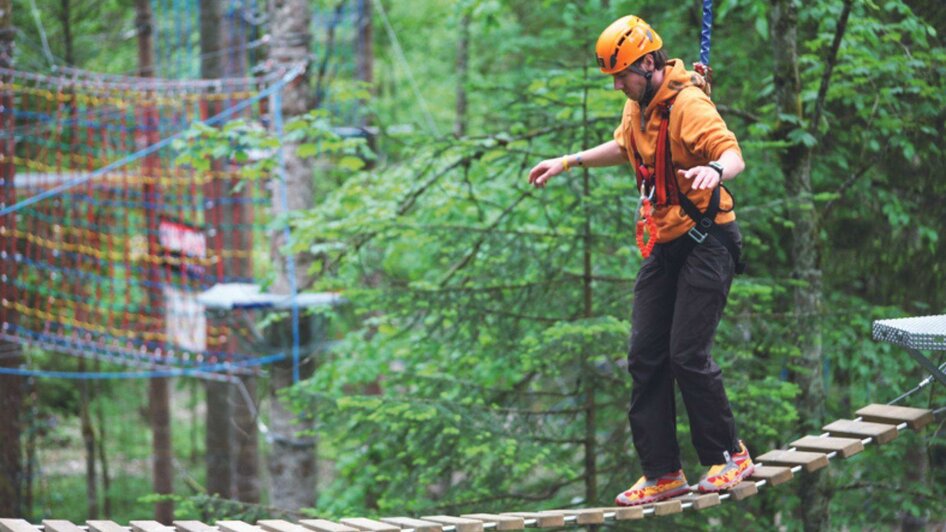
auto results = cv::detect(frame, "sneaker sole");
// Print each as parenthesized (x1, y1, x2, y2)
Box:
(697, 463, 756, 493)
(615, 484, 692, 507)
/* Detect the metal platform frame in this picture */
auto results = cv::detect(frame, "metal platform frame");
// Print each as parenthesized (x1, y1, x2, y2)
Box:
(873, 314, 946, 388)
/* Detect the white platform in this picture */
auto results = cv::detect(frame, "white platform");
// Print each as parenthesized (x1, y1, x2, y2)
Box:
(198, 283, 343, 310)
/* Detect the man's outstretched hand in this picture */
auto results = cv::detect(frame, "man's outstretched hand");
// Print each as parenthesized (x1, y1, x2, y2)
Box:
(528, 158, 565, 188)
(677, 166, 720, 191)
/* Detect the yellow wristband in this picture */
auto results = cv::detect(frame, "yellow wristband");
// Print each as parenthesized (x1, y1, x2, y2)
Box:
(562, 156, 571, 171)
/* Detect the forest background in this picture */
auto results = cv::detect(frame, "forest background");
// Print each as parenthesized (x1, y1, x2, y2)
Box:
(3, 0, 946, 530)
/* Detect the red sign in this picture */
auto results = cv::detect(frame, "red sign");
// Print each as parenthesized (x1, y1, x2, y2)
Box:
(159, 218, 206, 278)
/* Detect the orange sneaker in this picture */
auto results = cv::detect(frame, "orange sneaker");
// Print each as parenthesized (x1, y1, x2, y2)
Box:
(697, 440, 755, 492)
(614, 470, 690, 506)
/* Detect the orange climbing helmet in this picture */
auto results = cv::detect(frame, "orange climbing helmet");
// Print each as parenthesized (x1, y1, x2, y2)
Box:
(595, 15, 663, 75)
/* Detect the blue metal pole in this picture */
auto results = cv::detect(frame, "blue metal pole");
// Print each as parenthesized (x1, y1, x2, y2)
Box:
(700, 0, 713, 66)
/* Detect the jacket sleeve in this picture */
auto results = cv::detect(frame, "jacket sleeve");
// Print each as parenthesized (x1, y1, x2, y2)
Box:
(613, 123, 626, 149)
(612, 100, 635, 150)
(676, 90, 741, 161)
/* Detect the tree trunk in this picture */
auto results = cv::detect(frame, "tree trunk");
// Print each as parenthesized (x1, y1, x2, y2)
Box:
(78, 358, 98, 519)
(454, 9, 470, 138)
(199, 0, 234, 501)
(0, 0, 23, 517)
(204, 380, 232, 497)
(95, 360, 112, 517)
(232, 375, 259, 503)
(580, 73, 596, 505)
(357, 0, 373, 101)
(769, 1, 829, 529)
(137, 0, 174, 522)
(899, 434, 929, 531)
(0, 351, 22, 517)
(268, 0, 316, 510)
(220, 3, 261, 503)
(149, 377, 173, 523)
(59, 0, 73, 65)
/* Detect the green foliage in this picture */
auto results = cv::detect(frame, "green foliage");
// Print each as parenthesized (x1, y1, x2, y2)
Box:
(12, 0, 946, 529)
(289, 0, 946, 528)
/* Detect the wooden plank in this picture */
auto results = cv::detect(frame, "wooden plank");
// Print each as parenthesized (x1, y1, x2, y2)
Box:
(420, 516, 484, 532)
(685, 493, 720, 510)
(379, 518, 442, 532)
(43, 521, 84, 532)
(0, 519, 39, 532)
(653, 499, 682, 516)
(299, 520, 359, 532)
(87, 521, 128, 532)
(823, 419, 899, 445)
(547, 510, 603, 525)
(598, 507, 644, 521)
(498, 512, 564, 528)
(856, 404, 934, 431)
(729, 481, 758, 501)
(749, 465, 793, 485)
(130, 521, 175, 532)
(338, 519, 399, 532)
(459, 515, 523, 531)
(790, 436, 864, 458)
(173, 522, 215, 532)
(218, 521, 263, 532)
(756, 450, 830, 472)
(258, 521, 309, 532)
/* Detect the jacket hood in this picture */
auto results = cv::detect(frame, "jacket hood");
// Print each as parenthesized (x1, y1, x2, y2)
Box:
(644, 59, 708, 115)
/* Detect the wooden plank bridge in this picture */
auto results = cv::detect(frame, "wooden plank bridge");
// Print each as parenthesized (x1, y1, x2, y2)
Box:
(0, 403, 935, 530)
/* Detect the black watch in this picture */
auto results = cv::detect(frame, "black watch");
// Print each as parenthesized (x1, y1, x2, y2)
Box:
(708, 161, 725, 177)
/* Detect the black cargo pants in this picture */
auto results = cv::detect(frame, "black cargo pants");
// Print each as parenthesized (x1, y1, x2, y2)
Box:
(627, 221, 741, 478)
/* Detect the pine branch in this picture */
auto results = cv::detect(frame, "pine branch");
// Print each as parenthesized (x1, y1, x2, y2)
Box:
(439, 190, 531, 286)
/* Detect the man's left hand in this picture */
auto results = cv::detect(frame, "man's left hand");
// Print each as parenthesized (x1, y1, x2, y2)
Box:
(677, 167, 720, 191)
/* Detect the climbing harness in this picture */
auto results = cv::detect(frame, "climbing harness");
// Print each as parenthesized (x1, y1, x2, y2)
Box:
(619, 0, 743, 271)
(624, 93, 745, 272)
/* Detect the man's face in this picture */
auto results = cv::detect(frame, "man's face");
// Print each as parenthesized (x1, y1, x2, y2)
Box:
(611, 55, 653, 101)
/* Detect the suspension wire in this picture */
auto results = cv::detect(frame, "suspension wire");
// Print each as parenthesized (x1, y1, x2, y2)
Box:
(27, 0, 58, 68)
(700, 0, 713, 66)
(372, 0, 440, 136)
(888, 359, 946, 405)
(14, 28, 67, 70)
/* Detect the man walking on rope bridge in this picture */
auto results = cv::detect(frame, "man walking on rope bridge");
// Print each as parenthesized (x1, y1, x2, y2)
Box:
(528, 15, 752, 506)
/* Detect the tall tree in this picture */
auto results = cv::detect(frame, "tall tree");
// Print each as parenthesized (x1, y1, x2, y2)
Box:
(78, 359, 98, 519)
(267, 0, 316, 511)
(453, 6, 470, 138)
(223, 1, 261, 504)
(137, 0, 174, 522)
(0, 0, 23, 517)
(199, 0, 235, 501)
(770, 0, 853, 528)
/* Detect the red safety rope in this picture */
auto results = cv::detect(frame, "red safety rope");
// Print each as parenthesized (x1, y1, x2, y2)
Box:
(635, 195, 659, 259)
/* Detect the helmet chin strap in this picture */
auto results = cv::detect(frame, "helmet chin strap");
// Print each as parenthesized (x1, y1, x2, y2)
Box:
(629, 65, 657, 109)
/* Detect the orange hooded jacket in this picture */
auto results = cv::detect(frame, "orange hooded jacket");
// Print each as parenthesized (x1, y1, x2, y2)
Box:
(613, 59, 741, 243)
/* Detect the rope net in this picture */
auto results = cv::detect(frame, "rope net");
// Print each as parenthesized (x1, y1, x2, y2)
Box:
(0, 67, 284, 375)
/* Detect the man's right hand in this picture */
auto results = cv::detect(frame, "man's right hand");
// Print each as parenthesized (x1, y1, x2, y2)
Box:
(528, 158, 565, 188)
